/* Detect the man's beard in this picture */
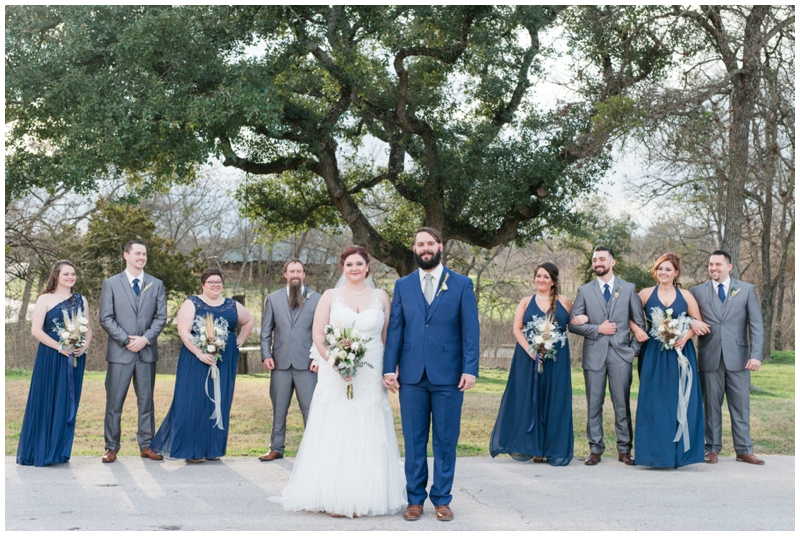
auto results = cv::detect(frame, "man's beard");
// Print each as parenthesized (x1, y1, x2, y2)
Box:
(593, 265, 610, 277)
(414, 249, 442, 271)
(288, 280, 303, 309)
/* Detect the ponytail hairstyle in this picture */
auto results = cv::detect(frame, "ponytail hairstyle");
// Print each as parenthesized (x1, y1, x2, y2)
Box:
(535, 261, 560, 314)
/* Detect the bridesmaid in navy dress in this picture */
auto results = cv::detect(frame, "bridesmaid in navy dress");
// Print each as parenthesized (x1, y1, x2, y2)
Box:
(490, 262, 574, 466)
(632, 253, 705, 468)
(151, 268, 254, 462)
(17, 260, 93, 466)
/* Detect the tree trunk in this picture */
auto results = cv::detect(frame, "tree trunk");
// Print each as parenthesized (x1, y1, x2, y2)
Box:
(772, 270, 785, 351)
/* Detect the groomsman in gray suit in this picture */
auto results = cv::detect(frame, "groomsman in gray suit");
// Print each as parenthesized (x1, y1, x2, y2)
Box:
(99, 240, 168, 463)
(569, 247, 646, 466)
(690, 250, 765, 465)
(259, 259, 321, 461)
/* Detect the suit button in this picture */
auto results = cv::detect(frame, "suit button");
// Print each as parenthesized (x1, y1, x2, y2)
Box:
(608, 342, 612, 347)
(425, 324, 429, 328)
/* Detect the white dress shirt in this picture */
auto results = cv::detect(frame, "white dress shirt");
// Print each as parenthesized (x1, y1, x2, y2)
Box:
(597, 275, 615, 295)
(418, 263, 445, 294)
(715, 277, 730, 298)
(125, 269, 145, 288)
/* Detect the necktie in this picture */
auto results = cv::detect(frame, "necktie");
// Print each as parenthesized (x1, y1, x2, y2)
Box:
(424, 274, 434, 305)
(718, 283, 726, 303)
(603, 283, 610, 302)
(132, 278, 141, 297)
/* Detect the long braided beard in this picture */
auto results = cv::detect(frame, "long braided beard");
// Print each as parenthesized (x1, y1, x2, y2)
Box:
(288, 281, 303, 310)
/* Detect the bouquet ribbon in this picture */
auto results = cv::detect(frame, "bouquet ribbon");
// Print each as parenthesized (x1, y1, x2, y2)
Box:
(66, 355, 77, 424)
(673, 348, 692, 452)
(205, 364, 224, 430)
(526, 354, 541, 433)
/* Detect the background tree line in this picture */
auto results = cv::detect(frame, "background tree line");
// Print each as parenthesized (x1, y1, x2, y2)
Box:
(5, 6, 794, 369)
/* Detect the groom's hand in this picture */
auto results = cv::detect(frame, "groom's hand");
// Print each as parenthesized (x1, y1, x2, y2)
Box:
(383, 374, 399, 393)
(458, 374, 476, 392)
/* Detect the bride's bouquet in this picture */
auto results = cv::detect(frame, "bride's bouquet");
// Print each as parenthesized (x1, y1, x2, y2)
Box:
(191, 313, 229, 430)
(324, 324, 373, 399)
(53, 308, 89, 367)
(648, 306, 695, 451)
(522, 313, 566, 373)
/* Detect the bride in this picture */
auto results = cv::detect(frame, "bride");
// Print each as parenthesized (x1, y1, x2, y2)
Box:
(271, 246, 407, 518)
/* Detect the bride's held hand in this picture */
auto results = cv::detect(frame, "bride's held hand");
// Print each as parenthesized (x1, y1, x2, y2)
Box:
(197, 353, 216, 366)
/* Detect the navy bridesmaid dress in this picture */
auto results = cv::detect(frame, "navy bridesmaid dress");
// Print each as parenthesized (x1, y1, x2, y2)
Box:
(490, 298, 574, 466)
(635, 289, 705, 468)
(17, 295, 87, 466)
(151, 296, 239, 459)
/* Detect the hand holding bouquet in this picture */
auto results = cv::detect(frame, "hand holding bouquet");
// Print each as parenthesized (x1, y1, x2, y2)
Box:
(324, 324, 373, 399)
(191, 313, 229, 378)
(53, 309, 89, 366)
(648, 307, 693, 366)
(522, 313, 566, 373)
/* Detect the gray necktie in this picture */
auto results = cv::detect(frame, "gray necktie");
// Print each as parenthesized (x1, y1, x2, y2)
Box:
(424, 273, 434, 305)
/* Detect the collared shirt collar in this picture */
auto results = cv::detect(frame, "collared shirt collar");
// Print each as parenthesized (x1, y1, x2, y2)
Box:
(597, 274, 615, 293)
(715, 277, 730, 294)
(125, 269, 145, 287)
(418, 263, 445, 290)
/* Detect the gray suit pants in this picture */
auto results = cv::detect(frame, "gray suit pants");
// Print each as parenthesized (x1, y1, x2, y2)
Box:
(269, 367, 317, 454)
(700, 357, 753, 455)
(104, 355, 157, 452)
(584, 353, 633, 454)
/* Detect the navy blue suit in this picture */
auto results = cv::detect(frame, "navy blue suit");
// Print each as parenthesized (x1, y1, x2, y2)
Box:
(384, 266, 480, 507)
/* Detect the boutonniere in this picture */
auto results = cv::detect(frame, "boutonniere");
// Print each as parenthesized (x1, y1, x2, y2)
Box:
(611, 287, 621, 301)
(302, 287, 312, 301)
(140, 282, 153, 294)
(729, 287, 740, 299)
(436, 272, 450, 297)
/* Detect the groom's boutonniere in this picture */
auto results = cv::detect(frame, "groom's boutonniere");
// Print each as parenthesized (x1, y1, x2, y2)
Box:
(729, 287, 740, 299)
(436, 273, 451, 297)
(140, 282, 153, 294)
(611, 287, 621, 301)
(302, 286, 311, 301)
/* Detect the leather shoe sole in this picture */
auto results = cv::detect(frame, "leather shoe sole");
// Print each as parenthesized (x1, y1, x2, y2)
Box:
(435, 505, 454, 521)
(403, 505, 424, 521)
(258, 451, 284, 462)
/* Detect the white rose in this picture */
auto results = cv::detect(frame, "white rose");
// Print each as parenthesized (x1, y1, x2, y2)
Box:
(207, 345, 216, 353)
(78, 317, 89, 325)
(665, 308, 673, 316)
(668, 319, 678, 328)
(67, 324, 75, 331)
(79, 325, 89, 333)
(60, 331, 70, 340)
(339, 349, 348, 360)
(533, 335, 544, 345)
(333, 328, 341, 338)
(544, 341, 553, 350)
(657, 325, 666, 333)
(351, 329, 360, 339)
(326, 334, 336, 346)
(350, 341, 360, 351)
(348, 352, 356, 360)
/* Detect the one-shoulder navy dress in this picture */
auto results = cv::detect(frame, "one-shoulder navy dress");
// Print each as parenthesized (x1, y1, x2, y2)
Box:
(151, 296, 239, 459)
(17, 295, 87, 466)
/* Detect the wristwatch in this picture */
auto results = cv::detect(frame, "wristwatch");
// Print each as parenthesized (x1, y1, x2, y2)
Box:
(123, 337, 130, 347)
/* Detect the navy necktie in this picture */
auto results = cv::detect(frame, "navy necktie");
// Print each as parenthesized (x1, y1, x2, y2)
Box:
(718, 283, 725, 303)
(603, 283, 611, 302)
(132, 278, 141, 297)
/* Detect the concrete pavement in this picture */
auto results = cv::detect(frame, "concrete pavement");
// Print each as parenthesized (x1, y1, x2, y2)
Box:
(5, 455, 794, 530)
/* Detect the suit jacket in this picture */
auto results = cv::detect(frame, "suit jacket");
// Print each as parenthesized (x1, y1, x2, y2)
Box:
(99, 271, 168, 364)
(260, 287, 321, 370)
(383, 266, 480, 385)
(568, 277, 645, 371)
(690, 279, 764, 372)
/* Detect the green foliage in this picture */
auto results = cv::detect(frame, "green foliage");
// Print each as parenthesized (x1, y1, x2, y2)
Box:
(79, 198, 201, 301)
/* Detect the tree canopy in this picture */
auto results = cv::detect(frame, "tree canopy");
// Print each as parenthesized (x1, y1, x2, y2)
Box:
(6, 6, 673, 274)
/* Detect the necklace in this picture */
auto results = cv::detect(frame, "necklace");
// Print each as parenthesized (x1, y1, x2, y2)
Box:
(535, 293, 551, 301)
(55, 290, 72, 301)
(343, 285, 369, 296)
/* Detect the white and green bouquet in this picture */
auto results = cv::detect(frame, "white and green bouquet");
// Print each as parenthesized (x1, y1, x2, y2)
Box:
(53, 308, 89, 367)
(324, 324, 373, 399)
(522, 313, 566, 374)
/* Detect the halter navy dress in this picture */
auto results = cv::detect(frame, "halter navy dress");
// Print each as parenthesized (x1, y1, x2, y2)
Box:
(17, 295, 87, 466)
(490, 298, 574, 466)
(151, 296, 239, 459)
(635, 289, 704, 468)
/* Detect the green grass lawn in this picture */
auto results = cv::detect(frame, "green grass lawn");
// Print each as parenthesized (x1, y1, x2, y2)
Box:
(5, 352, 794, 458)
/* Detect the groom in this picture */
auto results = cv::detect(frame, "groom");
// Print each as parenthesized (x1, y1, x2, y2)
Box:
(383, 227, 480, 522)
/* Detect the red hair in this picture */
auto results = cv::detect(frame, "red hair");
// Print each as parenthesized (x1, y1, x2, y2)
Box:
(652, 253, 681, 287)
(339, 246, 370, 276)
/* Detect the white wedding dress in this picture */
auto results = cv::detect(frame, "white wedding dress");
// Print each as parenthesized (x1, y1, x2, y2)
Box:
(271, 289, 407, 518)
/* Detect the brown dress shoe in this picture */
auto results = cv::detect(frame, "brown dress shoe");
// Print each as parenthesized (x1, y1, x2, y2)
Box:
(584, 453, 602, 465)
(140, 447, 164, 461)
(705, 452, 719, 464)
(186, 458, 205, 463)
(327, 512, 345, 518)
(403, 505, 424, 521)
(101, 449, 117, 463)
(532, 456, 545, 463)
(435, 505, 454, 521)
(736, 453, 765, 465)
(618, 453, 635, 465)
(258, 450, 284, 462)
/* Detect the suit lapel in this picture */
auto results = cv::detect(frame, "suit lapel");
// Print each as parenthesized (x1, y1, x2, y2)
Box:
(278, 288, 294, 326)
(607, 279, 623, 318)
(426, 267, 449, 321)
(410, 271, 428, 316)
(119, 272, 138, 312)
(137, 274, 148, 309)
(720, 278, 737, 322)
(708, 280, 723, 320)
(590, 280, 609, 318)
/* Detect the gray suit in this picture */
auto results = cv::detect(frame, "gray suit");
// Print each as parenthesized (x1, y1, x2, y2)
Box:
(690, 279, 764, 455)
(99, 271, 167, 452)
(260, 286, 320, 454)
(569, 277, 646, 455)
